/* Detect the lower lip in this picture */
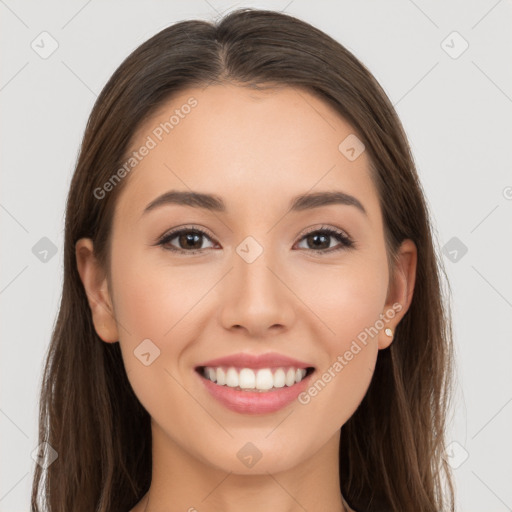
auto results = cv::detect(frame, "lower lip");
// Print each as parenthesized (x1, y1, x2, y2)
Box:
(196, 369, 314, 415)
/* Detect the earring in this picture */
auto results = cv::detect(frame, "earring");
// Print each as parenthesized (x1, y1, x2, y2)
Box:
(384, 328, 393, 337)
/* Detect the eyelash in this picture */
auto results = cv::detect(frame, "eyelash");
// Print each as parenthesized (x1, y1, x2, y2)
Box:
(155, 224, 355, 256)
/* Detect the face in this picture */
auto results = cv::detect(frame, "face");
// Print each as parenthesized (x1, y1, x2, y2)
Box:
(77, 83, 415, 476)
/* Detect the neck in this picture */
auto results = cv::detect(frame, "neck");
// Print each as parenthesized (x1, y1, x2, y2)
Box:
(137, 421, 347, 512)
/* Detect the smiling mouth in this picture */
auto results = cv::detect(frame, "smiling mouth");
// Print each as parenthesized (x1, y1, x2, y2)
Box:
(195, 366, 316, 392)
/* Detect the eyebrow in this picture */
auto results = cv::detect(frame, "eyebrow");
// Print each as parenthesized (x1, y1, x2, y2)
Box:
(142, 190, 367, 217)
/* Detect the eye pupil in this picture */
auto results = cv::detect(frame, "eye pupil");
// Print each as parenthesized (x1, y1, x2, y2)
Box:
(309, 233, 329, 249)
(180, 232, 202, 249)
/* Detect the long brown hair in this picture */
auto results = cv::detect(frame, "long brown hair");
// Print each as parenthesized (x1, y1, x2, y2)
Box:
(31, 8, 455, 511)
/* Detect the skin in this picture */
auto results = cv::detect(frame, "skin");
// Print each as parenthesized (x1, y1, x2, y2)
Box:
(76, 84, 417, 512)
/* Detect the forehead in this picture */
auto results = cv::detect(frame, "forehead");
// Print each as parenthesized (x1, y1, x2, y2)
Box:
(114, 83, 379, 224)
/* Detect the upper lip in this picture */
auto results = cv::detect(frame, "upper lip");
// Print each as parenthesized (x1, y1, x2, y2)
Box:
(196, 352, 315, 370)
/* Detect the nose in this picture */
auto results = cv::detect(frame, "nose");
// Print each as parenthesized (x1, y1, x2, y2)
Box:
(218, 247, 296, 338)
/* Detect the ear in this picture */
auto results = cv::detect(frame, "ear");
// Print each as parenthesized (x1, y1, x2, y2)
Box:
(75, 238, 119, 343)
(378, 239, 417, 350)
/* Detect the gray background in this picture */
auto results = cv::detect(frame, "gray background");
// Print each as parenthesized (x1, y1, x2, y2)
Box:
(1, 0, 511, 510)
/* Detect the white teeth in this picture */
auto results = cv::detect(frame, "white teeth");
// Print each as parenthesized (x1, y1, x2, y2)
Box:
(239, 368, 256, 389)
(225, 367, 239, 387)
(273, 368, 286, 388)
(216, 367, 225, 385)
(285, 368, 296, 386)
(255, 369, 273, 390)
(201, 366, 309, 391)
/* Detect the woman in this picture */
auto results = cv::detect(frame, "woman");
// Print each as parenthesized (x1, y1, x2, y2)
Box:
(31, 8, 455, 512)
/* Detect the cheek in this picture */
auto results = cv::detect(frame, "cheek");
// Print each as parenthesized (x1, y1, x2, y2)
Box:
(292, 253, 389, 344)
(110, 235, 197, 329)
(291, 258, 387, 424)
(109, 247, 220, 364)
(109, 249, 209, 421)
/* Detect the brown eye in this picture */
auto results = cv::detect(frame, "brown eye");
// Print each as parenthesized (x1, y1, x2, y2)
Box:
(157, 228, 216, 254)
(176, 232, 204, 250)
(155, 225, 354, 256)
(295, 227, 354, 254)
